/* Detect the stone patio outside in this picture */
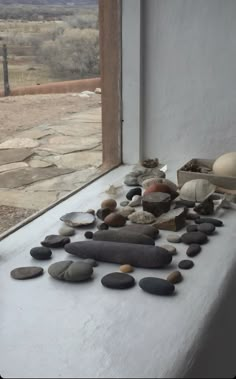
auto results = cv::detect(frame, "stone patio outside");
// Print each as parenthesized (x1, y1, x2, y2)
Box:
(0, 94, 102, 234)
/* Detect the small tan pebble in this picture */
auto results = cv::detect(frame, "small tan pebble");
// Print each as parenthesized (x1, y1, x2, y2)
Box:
(101, 199, 117, 211)
(120, 264, 134, 273)
(167, 270, 183, 284)
(167, 233, 182, 243)
(86, 209, 95, 215)
(161, 244, 177, 255)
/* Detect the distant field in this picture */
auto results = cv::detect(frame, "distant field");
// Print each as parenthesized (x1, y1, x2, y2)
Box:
(0, 3, 99, 90)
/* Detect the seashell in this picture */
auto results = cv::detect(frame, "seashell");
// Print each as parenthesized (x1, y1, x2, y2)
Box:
(142, 177, 178, 192)
(179, 179, 216, 202)
(128, 211, 156, 224)
(213, 152, 236, 177)
(60, 212, 95, 227)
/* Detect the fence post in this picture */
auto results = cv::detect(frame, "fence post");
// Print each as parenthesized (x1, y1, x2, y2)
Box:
(2, 44, 10, 96)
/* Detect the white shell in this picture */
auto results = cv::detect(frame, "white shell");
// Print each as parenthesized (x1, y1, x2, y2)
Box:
(179, 179, 216, 202)
(213, 152, 236, 177)
(60, 212, 95, 227)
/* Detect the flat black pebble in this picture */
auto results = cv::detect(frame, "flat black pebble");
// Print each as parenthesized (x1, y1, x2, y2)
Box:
(84, 231, 94, 239)
(181, 231, 208, 245)
(186, 224, 198, 232)
(186, 244, 201, 257)
(96, 208, 112, 221)
(97, 223, 109, 231)
(195, 218, 223, 227)
(139, 277, 175, 296)
(101, 272, 135, 289)
(126, 187, 142, 200)
(197, 223, 215, 235)
(11, 266, 44, 280)
(41, 235, 70, 248)
(30, 247, 52, 260)
(178, 260, 194, 270)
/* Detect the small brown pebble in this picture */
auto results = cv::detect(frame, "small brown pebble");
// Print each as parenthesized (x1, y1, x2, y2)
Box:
(101, 199, 117, 211)
(167, 270, 183, 284)
(104, 212, 126, 227)
(120, 264, 134, 273)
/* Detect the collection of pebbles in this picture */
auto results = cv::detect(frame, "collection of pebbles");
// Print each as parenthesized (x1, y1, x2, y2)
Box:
(10, 163, 227, 297)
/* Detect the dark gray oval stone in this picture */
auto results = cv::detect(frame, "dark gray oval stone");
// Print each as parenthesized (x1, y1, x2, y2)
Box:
(186, 225, 198, 232)
(11, 266, 44, 280)
(181, 231, 208, 245)
(97, 223, 109, 231)
(126, 187, 142, 200)
(197, 223, 215, 235)
(30, 246, 52, 260)
(139, 277, 175, 296)
(195, 218, 223, 227)
(167, 271, 183, 284)
(84, 231, 94, 239)
(178, 260, 194, 270)
(48, 261, 93, 282)
(96, 208, 112, 221)
(41, 235, 70, 248)
(101, 272, 135, 289)
(186, 244, 201, 257)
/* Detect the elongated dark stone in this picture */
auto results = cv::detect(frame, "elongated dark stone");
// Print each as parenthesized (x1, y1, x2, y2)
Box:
(139, 277, 175, 296)
(195, 218, 223, 227)
(122, 224, 159, 239)
(65, 241, 172, 268)
(93, 230, 155, 245)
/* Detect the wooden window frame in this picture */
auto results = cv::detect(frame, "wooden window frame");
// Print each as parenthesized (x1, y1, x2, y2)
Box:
(99, 0, 122, 169)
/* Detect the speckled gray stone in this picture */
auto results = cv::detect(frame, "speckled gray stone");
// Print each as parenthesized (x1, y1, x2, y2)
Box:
(186, 244, 201, 257)
(48, 260, 93, 282)
(181, 231, 208, 245)
(197, 223, 215, 235)
(30, 247, 52, 260)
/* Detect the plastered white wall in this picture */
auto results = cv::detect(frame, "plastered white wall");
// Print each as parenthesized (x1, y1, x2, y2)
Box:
(142, 0, 236, 167)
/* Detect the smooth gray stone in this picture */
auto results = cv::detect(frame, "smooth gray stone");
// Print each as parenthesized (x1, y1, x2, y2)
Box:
(186, 225, 198, 232)
(48, 260, 93, 282)
(30, 247, 52, 260)
(78, 258, 98, 267)
(178, 260, 194, 270)
(124, 174, 139, 186)
(65, 241, 172, 268)
(197, 223, 215, 235)
(186, 244, 201, 257)
(122, 224, 159, 239)
(139, 277, 175, 296)
(195, 218, 223, 227)
(101, 272, 135, 289)
(181, 231, 208, 245)
(93, 230, 155, 245)
(41, 235, 70, 248)
(11, 266, 44, 280)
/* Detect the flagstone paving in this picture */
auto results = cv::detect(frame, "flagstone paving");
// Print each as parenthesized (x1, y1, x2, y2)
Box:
(0, 106, 102, 233)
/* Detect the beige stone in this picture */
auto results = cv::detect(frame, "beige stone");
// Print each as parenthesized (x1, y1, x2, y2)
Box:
(0, 149, 33, 165)
(0, 138, 39, 149)
(45, 151, 102, 170)
(0, 190, 58, 210)
(28, 159, 53, 168)
(0, 162, 28, 173)
(120, 264, 134, 273)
